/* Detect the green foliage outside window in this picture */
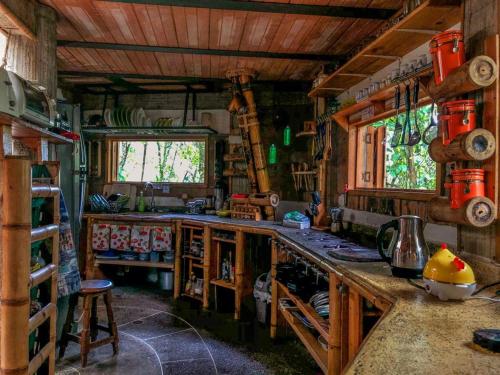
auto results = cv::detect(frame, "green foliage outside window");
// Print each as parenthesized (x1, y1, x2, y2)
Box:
(116, 140, 205, 183)
(371, 105, 436, 190)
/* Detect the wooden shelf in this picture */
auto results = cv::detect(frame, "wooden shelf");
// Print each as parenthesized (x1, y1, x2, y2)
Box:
(210, 278, 236, 290)
(182, 254, 203, 262)
(94, 258, 174, 269)
(280, 306, 328, 374)
(0, 113, 74, 144)
(192, 234, 204, 240)
(212, 236, 237, 244)
(309, 0, 462, 98)
(331, 68, 432, 130)
(181, 293, 203, 302)
(223, 153, 245, 162)
(82, 126, 216, 136)
(192, 263, 204, 269)
(295, 131, 317, 138)
(277, 281, 329, 340)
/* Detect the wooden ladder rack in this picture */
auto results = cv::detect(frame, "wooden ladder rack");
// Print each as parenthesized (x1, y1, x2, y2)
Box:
(0, 157, 60, 375)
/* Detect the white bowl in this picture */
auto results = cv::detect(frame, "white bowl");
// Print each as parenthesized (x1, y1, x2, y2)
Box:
(423, 278, 476, 301)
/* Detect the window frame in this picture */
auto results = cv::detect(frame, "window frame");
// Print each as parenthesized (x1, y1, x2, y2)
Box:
(347, 101, 441, 201)
(105, 135, 209, 187)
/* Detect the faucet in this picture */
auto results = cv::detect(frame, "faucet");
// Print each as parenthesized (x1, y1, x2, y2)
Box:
(144, 182, 156, 212)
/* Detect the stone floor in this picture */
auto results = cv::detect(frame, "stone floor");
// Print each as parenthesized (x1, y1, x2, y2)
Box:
(56, 286, 320, 375)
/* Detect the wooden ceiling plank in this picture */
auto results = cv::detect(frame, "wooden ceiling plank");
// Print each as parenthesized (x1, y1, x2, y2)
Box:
(132, 4, 158, 45)
(157, 5, 178, 46)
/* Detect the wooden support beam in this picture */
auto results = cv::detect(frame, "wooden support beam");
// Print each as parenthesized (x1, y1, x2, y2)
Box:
(102, 0, 396, 19)
(58, 40, 341, 62)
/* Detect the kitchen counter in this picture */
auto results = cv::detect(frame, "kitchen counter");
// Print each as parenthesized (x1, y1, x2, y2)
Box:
(84, 213, 500, 374)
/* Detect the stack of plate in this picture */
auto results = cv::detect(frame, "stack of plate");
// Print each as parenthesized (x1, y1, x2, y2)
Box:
(104, 107, 149, 127)
(310, 291, 329, 318)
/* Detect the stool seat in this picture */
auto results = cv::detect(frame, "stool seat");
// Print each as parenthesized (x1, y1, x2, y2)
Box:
(80, 279, 113, 294)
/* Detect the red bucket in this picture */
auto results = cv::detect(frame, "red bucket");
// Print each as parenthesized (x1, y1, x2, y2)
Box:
(440, 99, 475, 145)
(430, 30, 465, 85)
(444, 169, 484, 209)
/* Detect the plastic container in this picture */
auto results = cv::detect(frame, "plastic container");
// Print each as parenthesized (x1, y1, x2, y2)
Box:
(440, 99, 476, 145)
(445, 169, 485, 209)
(253, 272, 272, 324)
(159, 271, 173, 291)
(430, 30, 465, 85)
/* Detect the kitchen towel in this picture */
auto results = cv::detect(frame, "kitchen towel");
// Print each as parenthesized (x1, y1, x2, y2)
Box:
(92, 223, 110, 251)
(151, 226, 172, 252)
(110, 224, 131, 251)
(131, 225, 151, 253)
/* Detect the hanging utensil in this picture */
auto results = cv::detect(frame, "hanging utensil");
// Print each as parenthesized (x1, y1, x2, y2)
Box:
(423, 102, 438, 145)
(390, 86, 402, 148)
(407, 78, 421, 146)
(400, 83, 412, 146)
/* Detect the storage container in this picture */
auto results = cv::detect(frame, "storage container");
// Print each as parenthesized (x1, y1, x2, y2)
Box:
(440, 99, 475, 145)
(445, 169, 485, 209)
(430, 30, 465, 85)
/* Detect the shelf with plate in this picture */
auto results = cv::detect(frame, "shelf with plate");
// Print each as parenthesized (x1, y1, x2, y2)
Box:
(308, 0, 462, 98)
(94, 258, 174, 269)
(81, 126, 217, 136)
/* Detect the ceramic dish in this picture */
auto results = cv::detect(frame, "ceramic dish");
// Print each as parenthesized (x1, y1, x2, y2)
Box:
(137, 108, 146, 127)
(104, 109, 113, 127)
(318, 335, 328, 351)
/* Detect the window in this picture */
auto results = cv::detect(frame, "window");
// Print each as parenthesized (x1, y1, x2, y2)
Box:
(354, 105, 436, 191)
(110, 139, 207, 184)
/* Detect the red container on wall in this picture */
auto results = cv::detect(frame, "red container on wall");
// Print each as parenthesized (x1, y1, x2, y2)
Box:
(445, 169, 485, 209)
(430, 30, 465, 85)
(440, 99, 476, 145)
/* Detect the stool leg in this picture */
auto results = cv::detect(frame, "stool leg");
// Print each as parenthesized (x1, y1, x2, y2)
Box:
(90, 296, 99, 342)
(59, 295, 77, 359)
(104, 290, 119, 355)
(80, 295, 92, 367)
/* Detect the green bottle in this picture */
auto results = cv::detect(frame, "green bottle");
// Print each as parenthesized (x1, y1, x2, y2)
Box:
(268, 144, 277, 165)
(283, 125, 291, 146)
(137, 190, 145, 212)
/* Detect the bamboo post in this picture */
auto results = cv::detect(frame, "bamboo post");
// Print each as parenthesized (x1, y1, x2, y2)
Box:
(270, 238, 278, 338)
(347, 289, 362, 362)
(85, 217, 95, 279)
(429, 128, 496, 163)
(234, 230, 245, 320)
(425, 55, 498, 101)
(328, 272, 342, 375)
(429, 196, 497, 227)
(1, 156, 31, 375)
(173, 221, 182, 299)
(202, 225, 211, 309)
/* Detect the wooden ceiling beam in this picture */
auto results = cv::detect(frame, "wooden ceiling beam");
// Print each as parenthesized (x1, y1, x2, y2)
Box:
(59, 70, 227, 83)
(101, 0, 396, 19)
(57, 40, 341, 62)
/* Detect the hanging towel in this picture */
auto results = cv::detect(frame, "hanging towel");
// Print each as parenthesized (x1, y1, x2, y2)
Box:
(110, 224, 131, 251)
(151, 226, 172, 252)
(92, 223, 111, 251)
(58, 191, 81, 297)
(131, 225, 152, 253)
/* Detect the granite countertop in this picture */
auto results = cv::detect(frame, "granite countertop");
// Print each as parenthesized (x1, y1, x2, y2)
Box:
(85, 213, 500, 374)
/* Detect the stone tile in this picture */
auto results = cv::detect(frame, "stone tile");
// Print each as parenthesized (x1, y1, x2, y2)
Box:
(162, 359, 216, 375)
(120, 311, 190, 339)
(148, 329, 212, 363)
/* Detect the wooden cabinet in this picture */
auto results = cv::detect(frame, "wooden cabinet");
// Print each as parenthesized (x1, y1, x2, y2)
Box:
(271, 239, 391, 375)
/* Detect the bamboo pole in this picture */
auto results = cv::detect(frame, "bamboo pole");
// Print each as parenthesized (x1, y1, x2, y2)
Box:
(173, 221, 182, 299)
(429, 196, 497, 227)
(203, 225, 211, 309)
(270, 238, 278, 339)
(328, 272, 342, 375)
(0, 156, 31, 375)
(234, 230, 245, 320)
(429, 128, 496, 163)
(425, 55, 498, 101)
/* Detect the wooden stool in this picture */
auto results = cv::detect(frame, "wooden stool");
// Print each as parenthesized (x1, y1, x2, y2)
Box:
(59, 280, 119, 367)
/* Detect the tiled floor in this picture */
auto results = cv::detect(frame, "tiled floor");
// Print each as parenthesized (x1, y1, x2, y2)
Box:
(56, 287, 274, 375)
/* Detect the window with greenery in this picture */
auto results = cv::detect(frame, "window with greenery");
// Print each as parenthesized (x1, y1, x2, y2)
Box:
(114, 140, 206, 184)
(355, 104, 436, 191)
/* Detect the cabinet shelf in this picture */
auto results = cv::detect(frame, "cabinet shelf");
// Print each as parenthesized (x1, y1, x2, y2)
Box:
(181, 293, 203, 302)
(95, 258, 174, 269)
(210, 278, 236, 290)
(308, 0, 462, 98)
(182, 254, 203, 262)
(212, 236, 237, 244)
(280, 306, 328, 374)
(277, 281, 329, 340)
